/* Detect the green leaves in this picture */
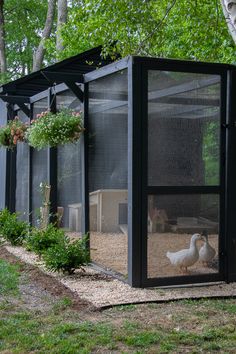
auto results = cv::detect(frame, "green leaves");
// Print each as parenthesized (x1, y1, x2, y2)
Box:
(26, 109, 84, 149)
(59, 0, 236, 64)
(42, 234, 90, 274)
(0, 209, 29, 246)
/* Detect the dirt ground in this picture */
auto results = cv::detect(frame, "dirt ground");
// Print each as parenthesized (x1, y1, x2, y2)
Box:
(90, 232, 218, 278)
(0, 246, 94, 312)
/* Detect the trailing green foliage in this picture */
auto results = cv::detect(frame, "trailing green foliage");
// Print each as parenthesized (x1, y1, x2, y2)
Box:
(42, 235, 90, 274)
(0, 259, 19, 295)
(0, 118, 28, 149)
(26, 109, 84, 149)
(25, 224, 65, 255)
(0, 209, 29, 246)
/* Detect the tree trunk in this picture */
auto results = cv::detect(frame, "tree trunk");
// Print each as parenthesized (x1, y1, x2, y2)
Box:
(220, 0, 236, 44)
(0, 0, 7, 74)
(56, 0, 68, 53)
(32, 0, 56, 72)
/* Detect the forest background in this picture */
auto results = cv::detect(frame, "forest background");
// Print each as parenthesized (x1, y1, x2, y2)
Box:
(0, 0, 235, 83)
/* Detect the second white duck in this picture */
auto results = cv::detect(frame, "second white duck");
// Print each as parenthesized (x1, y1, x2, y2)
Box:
(166, 233, 203, 273)
(199, 233, 216, 266)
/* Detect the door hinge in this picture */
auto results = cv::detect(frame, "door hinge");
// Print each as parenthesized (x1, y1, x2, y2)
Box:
(221, 123, 230, 129)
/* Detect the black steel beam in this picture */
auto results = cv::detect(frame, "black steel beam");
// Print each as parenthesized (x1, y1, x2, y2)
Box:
(65, 81, 84, 102)
(16, 103, 30, 117)
(84, 57, 129, 83)
(147, 186, 220, 195)
(0, 95, 31, 104)
(41, 71, 84, 84)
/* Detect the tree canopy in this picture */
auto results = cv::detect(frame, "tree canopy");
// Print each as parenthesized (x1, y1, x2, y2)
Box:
(0, 0, 236, 83)
(59, 0, 235, 63)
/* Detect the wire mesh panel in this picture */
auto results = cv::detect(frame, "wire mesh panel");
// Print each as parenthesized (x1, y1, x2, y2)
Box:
(88, 70, 128, 277)
(147, 194, 219, 278)
(15, 110, 29, 221)
(57, 90, 83, 231)
(147, 70, 221, 281)
(32, 98, 48, 225)
(148, 71, 220, 186)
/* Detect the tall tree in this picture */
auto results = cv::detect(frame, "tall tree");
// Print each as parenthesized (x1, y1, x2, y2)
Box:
(56, 0, 68, 53)
(33, 0, 56, 72)
(59, 0, 235, 64)
(0, 0, 6, 75)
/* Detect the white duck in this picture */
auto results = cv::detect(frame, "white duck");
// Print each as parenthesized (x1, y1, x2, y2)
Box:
(166, 233, 202, 273)
(199, 231, 216, 266)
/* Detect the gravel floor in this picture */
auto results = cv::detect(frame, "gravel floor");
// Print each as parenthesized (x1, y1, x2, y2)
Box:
(4, 243, 236, 309)
(90, 232, 218, 277)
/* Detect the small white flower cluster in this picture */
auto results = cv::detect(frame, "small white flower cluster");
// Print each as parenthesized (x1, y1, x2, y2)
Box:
(26, 109, 84, 149)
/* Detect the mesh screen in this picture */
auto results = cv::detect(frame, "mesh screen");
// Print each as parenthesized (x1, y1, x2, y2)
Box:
(57, 90, 83, 230)
(15, 110, 29, 220)
(88, 70, 128, 276)
(148, 71, 220, 186)
(32, 98, 48, 225)
(147, 194, 219, 278)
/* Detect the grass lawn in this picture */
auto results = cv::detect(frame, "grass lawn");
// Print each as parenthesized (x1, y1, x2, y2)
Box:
(0, 256, 236, 353)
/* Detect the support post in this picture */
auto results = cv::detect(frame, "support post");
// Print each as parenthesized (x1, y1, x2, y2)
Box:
(127, 58, 144, 287)
(47, 87, 58, 224)
(81, 83, 90, 246)
(226, 70, 236, 282)
(5, 104, 16, 212)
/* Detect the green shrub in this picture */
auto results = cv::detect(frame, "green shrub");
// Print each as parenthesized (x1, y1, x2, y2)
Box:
(0, 211, 29, 245)
(0, 208, 11, 231)
(42, 235, 90, 274)
(25, 224, 65, 255)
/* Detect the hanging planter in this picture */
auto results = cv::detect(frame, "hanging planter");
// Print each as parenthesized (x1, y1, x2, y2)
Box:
(26, 109, 84, 149)
(0, 117, 28, 149)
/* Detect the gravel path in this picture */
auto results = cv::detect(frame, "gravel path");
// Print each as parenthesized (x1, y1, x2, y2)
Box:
(4, 244, 236, 309)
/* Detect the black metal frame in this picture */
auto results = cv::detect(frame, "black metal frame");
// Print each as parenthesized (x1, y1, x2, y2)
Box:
(1, 52, 236, 288)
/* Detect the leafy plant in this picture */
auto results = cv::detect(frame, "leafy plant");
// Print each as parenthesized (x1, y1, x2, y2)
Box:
(0, 210, 29, 246)
(26, 109, 84, 149)
(0, 117, 28, 149)
(0, 208, 12, 231)
(25, 224, 65, 255)
(42, 235, 90, 274)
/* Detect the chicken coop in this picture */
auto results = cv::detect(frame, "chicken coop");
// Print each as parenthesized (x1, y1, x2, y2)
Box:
(1, 46, 236, 287)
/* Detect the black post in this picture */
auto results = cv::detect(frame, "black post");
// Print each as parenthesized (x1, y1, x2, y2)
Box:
(5, 104, 16, 213)
(0, 100, 7, 209)
(28, 103, 34, 224)
(47, 87, 58, 223)
(127, 58, 144, 287)
(81, 83, 90, 246)
(226, 69, 236, 282)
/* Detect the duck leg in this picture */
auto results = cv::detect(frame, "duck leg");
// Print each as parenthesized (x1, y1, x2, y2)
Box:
(180, 266, 188, 274)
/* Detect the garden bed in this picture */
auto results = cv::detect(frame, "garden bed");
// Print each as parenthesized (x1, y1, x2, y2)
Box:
(3, 237, 236, 309)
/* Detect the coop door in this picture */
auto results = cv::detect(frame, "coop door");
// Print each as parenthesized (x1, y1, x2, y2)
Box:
(146, 70, 223, 284)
